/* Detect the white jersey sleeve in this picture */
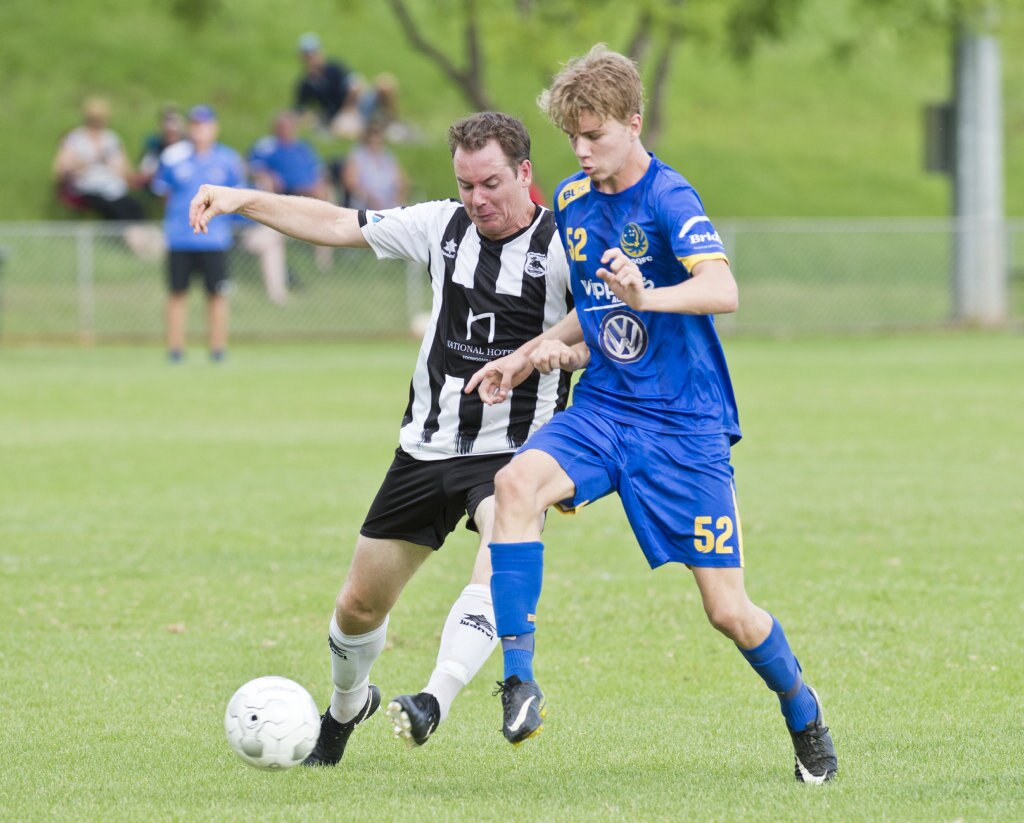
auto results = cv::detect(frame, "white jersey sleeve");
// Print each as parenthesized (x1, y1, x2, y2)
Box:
(359, 200, 460, 266)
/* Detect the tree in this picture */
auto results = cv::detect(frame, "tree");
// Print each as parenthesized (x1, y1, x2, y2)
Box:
(349, 0, 782, 151)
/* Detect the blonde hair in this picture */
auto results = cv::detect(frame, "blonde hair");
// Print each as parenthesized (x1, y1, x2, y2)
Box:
(538, 44, 645, 133)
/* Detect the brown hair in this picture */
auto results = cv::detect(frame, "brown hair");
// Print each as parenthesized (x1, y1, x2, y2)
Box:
(447, 111, 531, 169)
(538, 44, 645, 133)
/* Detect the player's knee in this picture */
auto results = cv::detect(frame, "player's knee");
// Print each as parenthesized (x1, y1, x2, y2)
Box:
(493, 460, 541, 512)
(336, 585, 384, 631)
(703, 601, 745, 639)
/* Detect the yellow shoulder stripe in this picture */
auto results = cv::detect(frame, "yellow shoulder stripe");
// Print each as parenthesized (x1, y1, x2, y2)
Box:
(678, 252, 729, 272)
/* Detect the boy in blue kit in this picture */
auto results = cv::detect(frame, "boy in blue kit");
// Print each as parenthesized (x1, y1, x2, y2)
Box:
(152, 105, 245, 362)
(465, 45, 838, 783)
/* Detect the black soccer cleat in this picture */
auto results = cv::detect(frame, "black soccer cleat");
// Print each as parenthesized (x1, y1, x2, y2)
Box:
(302, 684, 381, 767)
(386, 692, 442, 747)
(790, 686, 838, 783)
(493, 675, 546, 745)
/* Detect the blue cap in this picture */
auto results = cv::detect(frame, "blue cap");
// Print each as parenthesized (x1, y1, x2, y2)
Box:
(297, 32, 321, 53)
(188, 104, 217, 123)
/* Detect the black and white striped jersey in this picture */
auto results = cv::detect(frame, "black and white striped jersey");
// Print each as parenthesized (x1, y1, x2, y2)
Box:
(359, 200, 573, 460)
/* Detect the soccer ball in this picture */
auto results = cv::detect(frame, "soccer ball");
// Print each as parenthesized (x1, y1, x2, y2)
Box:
(224, 676, 321, 770)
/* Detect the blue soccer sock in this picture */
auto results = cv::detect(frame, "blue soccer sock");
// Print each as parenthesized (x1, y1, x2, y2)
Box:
(489, 541, 543, 683)
(738, 616, 819, 732)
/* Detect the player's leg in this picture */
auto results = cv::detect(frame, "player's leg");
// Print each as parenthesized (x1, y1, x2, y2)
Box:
(203, 252, 229, 361)
(691, 566, 837, 783)
(489, 449, 579, 744)
(387, 500, 498, 746)
(165, 252, 190, 360)
(304, 535, 432, 767)
(385, 453, 519, 746)
(616, 429, 836, 781)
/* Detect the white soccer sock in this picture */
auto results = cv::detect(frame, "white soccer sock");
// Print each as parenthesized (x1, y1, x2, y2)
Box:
(424, 583, 499, 722)
(328, 614, 389, 723)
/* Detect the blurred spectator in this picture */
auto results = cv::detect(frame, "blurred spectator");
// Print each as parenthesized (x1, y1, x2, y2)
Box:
(244, 110, 332, 303)
(293, 33, 415, 142)
(133, 104, 185, 191)
(294, 32, 359, 136)
(53, 96, 145, 220)
(342, 119, 409, 211)
(248, 110, 329, 199)
(151, 105, 245, 363)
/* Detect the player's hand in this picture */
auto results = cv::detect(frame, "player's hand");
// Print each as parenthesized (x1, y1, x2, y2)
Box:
(189, 184, 245, 234)
(464, 351, 534, 405)
(596, 248, 648, 310)
(530, 340, 589, 374)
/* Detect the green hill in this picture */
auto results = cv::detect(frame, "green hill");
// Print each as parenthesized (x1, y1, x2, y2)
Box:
(1, 0, 1020, 220)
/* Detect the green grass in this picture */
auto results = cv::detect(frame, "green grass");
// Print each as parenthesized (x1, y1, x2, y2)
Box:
(1, 336, 1022, 820)
(1, 0, 1021, 220)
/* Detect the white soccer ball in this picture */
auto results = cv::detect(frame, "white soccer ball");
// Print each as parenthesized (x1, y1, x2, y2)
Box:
(224, 676, 321, 770)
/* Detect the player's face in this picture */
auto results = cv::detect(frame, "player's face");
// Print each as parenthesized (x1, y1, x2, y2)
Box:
(453, 140, 534, 241)
(567, 110, 641, 192)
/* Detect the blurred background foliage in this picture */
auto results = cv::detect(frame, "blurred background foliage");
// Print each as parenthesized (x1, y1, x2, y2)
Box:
(0, 0, 1019, 219)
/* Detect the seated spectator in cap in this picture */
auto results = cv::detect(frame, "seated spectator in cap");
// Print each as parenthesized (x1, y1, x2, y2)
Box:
(294, 32, 359, 135)
(243, 110, 333, 303)
(53, 96, 145, 220)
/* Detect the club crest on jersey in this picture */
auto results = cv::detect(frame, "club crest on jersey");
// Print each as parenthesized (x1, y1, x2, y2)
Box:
(524, 251, 548, 278)
(598, 309, 648, 364)
(442, 238, 458, 259)
(620, 223, 649, 258)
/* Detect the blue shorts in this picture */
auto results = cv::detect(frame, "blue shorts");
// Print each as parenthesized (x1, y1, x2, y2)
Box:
(521, 406, 743, 569)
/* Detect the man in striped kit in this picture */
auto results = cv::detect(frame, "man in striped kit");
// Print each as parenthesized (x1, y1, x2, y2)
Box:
(190, 112, 574, 765)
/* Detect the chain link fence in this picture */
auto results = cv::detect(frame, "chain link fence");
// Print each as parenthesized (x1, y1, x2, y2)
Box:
(0, 219, 1021, 342)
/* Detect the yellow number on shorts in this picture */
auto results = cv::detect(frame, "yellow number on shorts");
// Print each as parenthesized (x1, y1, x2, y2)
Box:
(714, 516, 734, 554)
(694, 515, 734, 554)
(694, 516, 714, 553)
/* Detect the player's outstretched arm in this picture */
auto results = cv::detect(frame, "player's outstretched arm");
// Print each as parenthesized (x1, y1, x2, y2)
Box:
(465, 310, 585, 404)
(189, 184, 369, 248)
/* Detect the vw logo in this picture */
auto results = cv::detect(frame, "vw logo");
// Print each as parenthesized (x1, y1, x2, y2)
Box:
(599, 309, 648, 363)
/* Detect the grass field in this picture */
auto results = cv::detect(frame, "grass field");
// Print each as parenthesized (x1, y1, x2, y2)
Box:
(1, 336, 1022, 821)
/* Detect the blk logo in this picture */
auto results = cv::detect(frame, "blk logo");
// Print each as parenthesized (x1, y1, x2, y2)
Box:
(599, 309, 648, 363)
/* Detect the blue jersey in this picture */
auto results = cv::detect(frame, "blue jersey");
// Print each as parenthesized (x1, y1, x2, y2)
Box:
(553, 155, 741, 441)
(247, 136, 323, 193)
(153, 141, 245, 251)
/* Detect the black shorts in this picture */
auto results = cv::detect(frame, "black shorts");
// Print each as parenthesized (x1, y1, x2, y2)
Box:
(168, 250, 229, 295)
(360, 448, 514, 550)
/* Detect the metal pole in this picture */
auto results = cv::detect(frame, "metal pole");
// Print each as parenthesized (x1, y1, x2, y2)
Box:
(952, 21, 1007, 325)
(76, 223, 96, 343)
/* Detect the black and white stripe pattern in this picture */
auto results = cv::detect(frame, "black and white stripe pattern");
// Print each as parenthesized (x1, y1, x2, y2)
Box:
(361, 200, 572, 460)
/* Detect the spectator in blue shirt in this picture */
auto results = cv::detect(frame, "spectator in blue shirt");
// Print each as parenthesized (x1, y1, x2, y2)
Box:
(248, 110, 329, 199)
(152, 105, 245, 362)
(243, 110, 333, 303)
